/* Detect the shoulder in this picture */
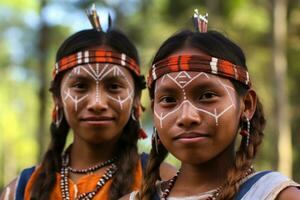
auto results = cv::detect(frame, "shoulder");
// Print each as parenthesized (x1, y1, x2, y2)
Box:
(237, 171, 300, 200)
(275, 186, 300, 200)
(0, 178, 19, 200)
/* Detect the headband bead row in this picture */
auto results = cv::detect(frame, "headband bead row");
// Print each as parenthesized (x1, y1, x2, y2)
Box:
(147, 54, 251, 89)
(53, 50, 141, 79)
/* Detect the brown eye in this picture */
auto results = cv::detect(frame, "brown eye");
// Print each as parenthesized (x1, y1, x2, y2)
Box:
(199, 91, 216, 100)
(160, 96, 177, 103)
(72, 82, 88, 91)
(107, 83, 123, 92)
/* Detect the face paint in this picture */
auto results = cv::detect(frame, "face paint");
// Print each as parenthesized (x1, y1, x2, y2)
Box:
(63, 88, 89, 112)
(154, 71, 236, 128)
(61, 63, 134, 113)
(59, 62, 136, 144)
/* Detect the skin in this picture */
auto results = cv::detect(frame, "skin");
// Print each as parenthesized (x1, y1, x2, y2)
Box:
(150, 47, 300, 199)
(0, 60, 139, 198)
(60, 59, 176, 182)
(0, 46, 176, 200)
(59, 61, 137, 182)
(118, 47, 300, 200)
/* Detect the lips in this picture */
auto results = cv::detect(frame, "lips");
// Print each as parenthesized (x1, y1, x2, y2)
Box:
(80, 116, 115, 126)
(81, 116, 115, 121)
(174, 132, 210, 143)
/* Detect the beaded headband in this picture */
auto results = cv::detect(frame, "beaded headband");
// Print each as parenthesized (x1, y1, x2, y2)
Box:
(147, 10, 251, 90)
(147, 54, 251, 90)
(53, 49, 141, 79)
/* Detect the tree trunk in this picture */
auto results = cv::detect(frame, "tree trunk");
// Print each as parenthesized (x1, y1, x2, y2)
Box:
(273, 0, 292, 177)
(37, 0, 49, 161)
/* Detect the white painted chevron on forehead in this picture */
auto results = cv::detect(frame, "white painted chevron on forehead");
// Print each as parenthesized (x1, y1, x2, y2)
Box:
(154, 71, 235, 128)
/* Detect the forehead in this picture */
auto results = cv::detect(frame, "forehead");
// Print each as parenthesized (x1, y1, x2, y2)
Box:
(155, 71, 233, 90)
(62, 63, 134, 81)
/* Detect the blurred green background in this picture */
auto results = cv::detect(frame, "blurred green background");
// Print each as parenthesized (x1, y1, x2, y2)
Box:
(0, 0, 300, 191)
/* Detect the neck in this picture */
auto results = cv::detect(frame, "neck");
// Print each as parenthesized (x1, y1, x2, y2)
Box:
(69, 137, 118, 169)
(175, 144, 235, 194)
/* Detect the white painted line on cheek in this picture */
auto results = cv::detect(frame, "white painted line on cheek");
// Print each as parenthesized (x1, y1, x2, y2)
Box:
(118, 96, 123, 110)
(75, 96, 78, 112)
(160, 112, 163, 128)
(214, 108, 218, 126)
(217, 78, 236, 109)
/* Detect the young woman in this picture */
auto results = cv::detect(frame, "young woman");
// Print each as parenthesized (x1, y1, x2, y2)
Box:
(0, 7, 174, 200)
(128, 13, 300, 200)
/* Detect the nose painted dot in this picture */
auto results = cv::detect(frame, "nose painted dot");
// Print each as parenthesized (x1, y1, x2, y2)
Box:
(182, 89, 187, 99)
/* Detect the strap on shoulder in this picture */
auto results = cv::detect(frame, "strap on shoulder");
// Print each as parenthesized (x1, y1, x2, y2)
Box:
(140, 152, 149, 173)
(15, 166, 35, 200)
(234, 170, 272, 200)
(153, 192, 160, 200)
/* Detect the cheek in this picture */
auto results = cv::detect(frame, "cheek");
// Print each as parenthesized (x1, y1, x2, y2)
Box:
(216, 99, 242, 137)
(62, 99, 77, 122)
(153, 111, 173, 145)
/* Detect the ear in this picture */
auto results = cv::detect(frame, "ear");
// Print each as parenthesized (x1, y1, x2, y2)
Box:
(242, 89, 257, 120)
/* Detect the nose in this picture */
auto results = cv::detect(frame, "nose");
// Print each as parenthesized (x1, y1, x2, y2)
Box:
(87, 86, 108, 113)
(176, 101, 201, 128)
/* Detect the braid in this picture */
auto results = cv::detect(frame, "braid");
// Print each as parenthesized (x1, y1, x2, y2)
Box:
(218, 97, 266, 200)
(108, 77, 145, 200)
(139, 137, 168, 200)
(30, 117, 69, 200)
(108, 117, 139, 200)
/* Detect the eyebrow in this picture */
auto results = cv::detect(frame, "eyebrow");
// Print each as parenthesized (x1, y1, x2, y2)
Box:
(68, 73, 128, 81)
(157, 77, 227, 91)
(155, 86, 180, 95)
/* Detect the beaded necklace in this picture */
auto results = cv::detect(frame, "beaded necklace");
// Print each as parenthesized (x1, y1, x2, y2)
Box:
(60, 153, 117, 200)
(161, 167, 254, 200)
(64, 154, 117, 174)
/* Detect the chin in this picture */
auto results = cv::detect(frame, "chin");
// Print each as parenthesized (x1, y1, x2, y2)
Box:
(172, 151, 212, 165)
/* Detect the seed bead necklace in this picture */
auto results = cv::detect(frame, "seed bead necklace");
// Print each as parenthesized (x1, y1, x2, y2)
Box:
(161, 167, 254, 200)
(60, 154, 117, 200)
(64, 154, 117, 174)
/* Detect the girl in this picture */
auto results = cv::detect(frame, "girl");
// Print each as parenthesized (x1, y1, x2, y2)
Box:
(131, 12, 300, 200)
(0, 6, 174, 200)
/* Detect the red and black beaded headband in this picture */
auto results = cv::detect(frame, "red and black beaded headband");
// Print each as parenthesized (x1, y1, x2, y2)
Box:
(147, 10, 251, 90)
(53, 4, 140, 79)
(147, 54, 251, 90)
(53, 49, 141, 79)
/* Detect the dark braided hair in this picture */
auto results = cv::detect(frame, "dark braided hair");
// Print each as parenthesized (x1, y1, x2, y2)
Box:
(30, 29, 145, 200)
(139, 30, 266, 200)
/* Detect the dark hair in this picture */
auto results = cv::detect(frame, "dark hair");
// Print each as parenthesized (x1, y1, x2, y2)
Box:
(30, 29, 144, 200)
(140, 30, 266, 200)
